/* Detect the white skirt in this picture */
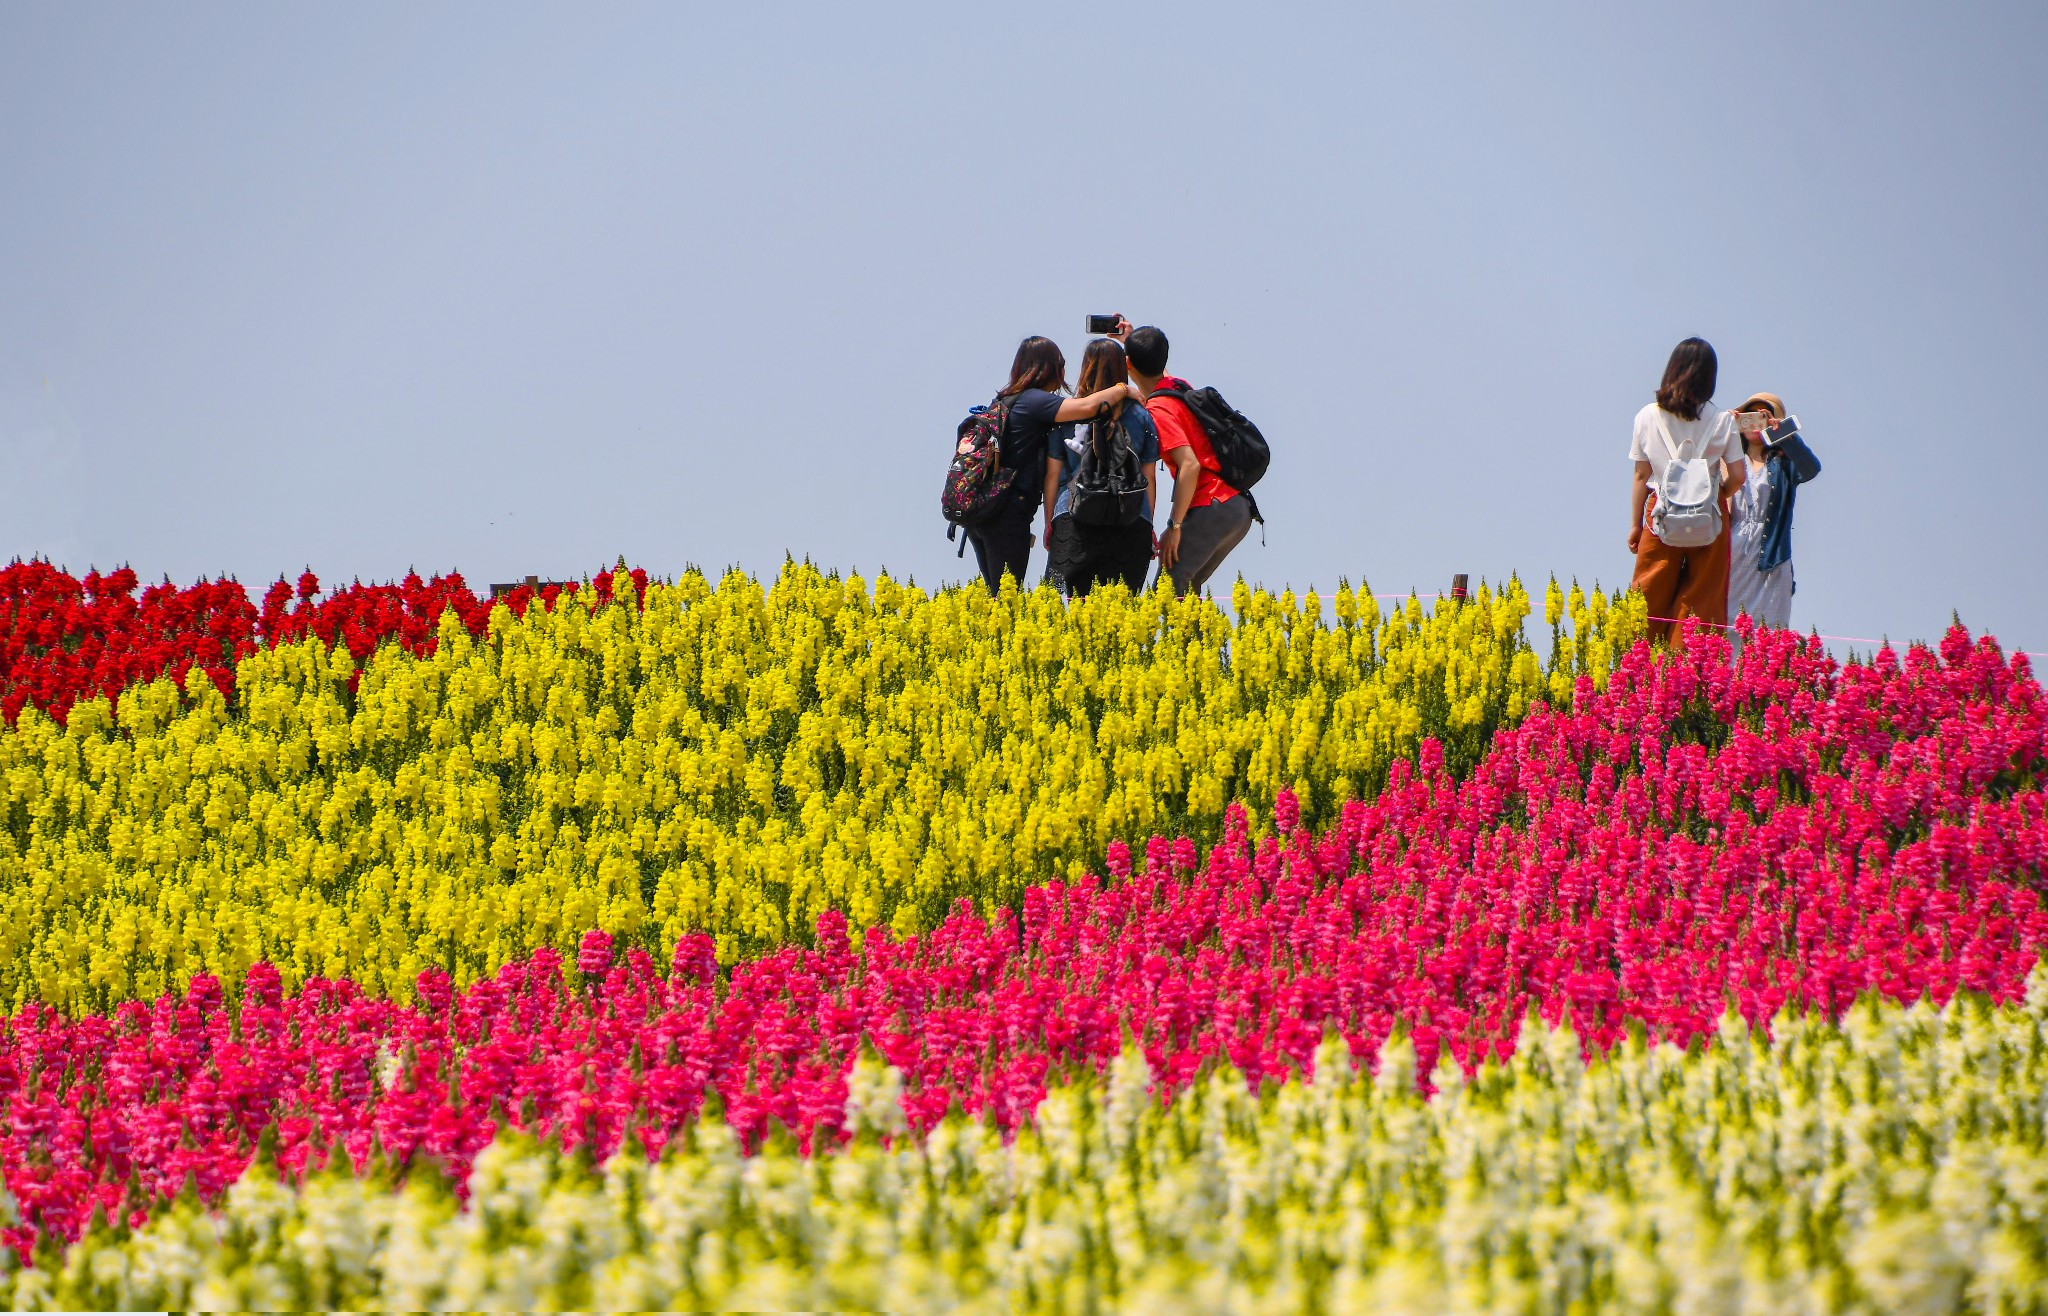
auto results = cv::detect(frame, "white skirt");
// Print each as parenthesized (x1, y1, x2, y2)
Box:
(1728, 551, 1793, 629)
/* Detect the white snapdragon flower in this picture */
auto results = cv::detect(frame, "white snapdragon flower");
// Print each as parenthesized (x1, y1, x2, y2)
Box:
(1848, 1210, 1966, 1316)
(844, 1053, 910, 1142)
(126, 1207, 207, 1308)
(1035, 1088, 1086, 1183)
(1104, 1044, 1153, 1161)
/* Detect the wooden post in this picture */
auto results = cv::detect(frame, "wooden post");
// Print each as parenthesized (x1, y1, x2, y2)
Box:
(1450, 573, 1469, 603)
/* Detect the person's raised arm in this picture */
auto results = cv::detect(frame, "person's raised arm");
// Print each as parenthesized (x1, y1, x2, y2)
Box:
(1629, 460, 1652, 553)
(1770, 423, 1822, 484)
(1053, 386, 1129, 423)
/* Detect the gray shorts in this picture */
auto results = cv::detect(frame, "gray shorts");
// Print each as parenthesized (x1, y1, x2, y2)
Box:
(1161, 495, 1253, 596)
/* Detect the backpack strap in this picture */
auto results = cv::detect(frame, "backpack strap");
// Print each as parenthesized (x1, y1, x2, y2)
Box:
(1145, 383, 1203, 437)
(1086, 399, 1127, 460)
(1648, 415, 1697, 473)
(987, 392, 1016, 465)
(1648, 420, 1676, 472)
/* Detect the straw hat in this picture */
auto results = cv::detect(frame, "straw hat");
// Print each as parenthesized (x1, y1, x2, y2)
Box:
(1738, 391, 1786, 420)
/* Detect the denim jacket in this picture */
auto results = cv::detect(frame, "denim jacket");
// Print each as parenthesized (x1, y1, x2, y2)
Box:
(1755, 418, 1821, 573)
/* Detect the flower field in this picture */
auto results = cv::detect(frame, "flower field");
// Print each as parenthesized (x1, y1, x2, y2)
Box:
(14, 994, 2048, 1312)
(0, 560, 528, 726)
(0, 562, 1641, 1010)
(2, 560, 2045, 1311)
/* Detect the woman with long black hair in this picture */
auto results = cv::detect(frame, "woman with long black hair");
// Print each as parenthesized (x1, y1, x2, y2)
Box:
(1043, 337, 1160, 596)
(966, 336, 1134, 594)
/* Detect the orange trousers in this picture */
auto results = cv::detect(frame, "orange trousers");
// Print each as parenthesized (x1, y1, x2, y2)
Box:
(1632, 505, 1730, 644)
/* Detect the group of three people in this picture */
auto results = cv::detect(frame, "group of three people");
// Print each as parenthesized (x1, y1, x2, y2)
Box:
(1629, 336, 1822, 643)
(965, 321, 1252, 599)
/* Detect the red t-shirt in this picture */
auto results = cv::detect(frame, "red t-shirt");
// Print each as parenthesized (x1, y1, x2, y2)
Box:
(1146, 377, 1238, 508)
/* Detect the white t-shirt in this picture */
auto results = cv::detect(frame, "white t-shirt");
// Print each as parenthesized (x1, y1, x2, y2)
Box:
(1630, 402, 1738, 476)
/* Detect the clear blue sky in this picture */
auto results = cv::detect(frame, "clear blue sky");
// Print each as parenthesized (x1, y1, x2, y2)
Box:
(4, 3, 2044, 653)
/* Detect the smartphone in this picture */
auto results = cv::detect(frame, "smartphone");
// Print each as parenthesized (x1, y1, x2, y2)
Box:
(1085, 314, 1120, 335)
(1735, 410, 1774, 434)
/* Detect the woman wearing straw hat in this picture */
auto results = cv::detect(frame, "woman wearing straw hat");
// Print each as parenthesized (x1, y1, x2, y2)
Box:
(1726, 391, 1822, 629)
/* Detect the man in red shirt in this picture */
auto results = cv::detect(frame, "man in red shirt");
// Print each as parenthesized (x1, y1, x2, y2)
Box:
(1122, 324, 1253, 596)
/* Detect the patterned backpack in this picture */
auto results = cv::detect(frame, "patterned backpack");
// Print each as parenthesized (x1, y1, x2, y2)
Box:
(941, 395, 1019, 553)
(1647, 415, 1724, 548)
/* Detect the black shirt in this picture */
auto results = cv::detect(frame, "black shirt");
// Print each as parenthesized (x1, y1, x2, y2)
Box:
(997, 388, 1072, 508)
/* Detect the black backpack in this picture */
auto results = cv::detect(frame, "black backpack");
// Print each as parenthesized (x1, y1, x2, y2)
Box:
(1071, 409, 1149, 527)
(1151, 383, 1270, 496)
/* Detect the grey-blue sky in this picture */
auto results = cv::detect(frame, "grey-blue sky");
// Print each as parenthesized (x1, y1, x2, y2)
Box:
(3, 3, 2043, 653)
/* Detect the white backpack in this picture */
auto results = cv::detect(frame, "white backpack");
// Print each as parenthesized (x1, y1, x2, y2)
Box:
(1648, 417, 1723, 548)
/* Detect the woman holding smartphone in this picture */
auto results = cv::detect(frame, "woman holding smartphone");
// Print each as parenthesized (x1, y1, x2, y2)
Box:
(1043, 337, 1160, 596)
(1726, 391, 1822, 629)
(1628, 337, 1746, 644)
(967, 336, 1138, 594)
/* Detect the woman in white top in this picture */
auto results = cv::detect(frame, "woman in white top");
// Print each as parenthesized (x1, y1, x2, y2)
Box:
(1628, 338, 1746, 645)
